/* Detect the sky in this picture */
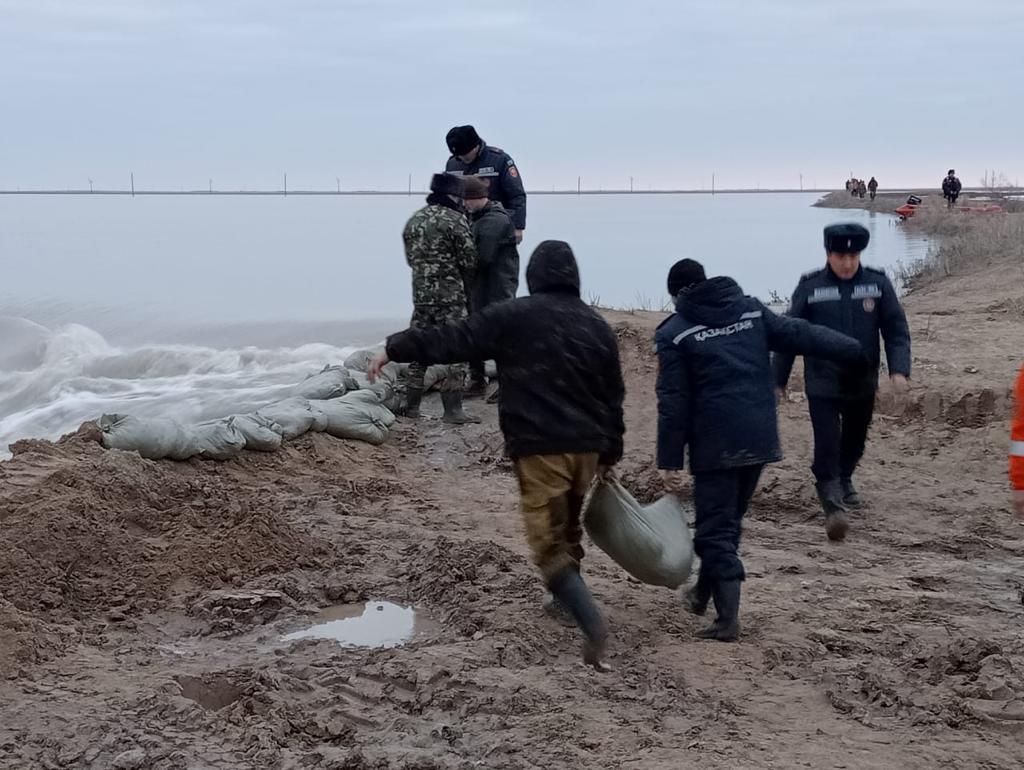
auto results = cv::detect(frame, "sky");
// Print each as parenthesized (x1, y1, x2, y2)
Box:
(1, 0, 1021, 192)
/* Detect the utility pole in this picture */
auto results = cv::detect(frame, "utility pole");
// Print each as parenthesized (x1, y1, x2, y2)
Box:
(336, 177, 340, 193)
(577, 176, 581, 195)
(630, 176, 634, 193)
(209, 178, 213, 193)
(130, 172, 135, 197)
(88, 178, 93, 193)
(408, 173, 412, 195)
(284, 173, 287, 196)
(799, 173, 803, 191)
(712, 173, 715, 195)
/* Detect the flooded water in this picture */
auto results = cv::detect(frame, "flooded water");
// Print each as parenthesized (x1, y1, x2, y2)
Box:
(282, 601, 435, 648)
(0, 193, 931, 453)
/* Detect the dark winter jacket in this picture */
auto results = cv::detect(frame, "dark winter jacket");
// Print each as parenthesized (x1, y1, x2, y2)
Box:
(470, 201, 519, 308)
(773, 265, 911, 400)
(656, 277, 865, 473)
(942, 175, 962, 198)
(385, 241, 625, 462)
(446, 143, 527, 230)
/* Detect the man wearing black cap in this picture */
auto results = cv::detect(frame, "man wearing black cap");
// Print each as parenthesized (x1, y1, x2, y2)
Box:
(400, 172, 479, 424)
(774, 223, 911, 541)
(445, 125, 527, 244)
(368, 240, 624, 670)
(657, 259, 866, 641)
(942, 169, 962, 209)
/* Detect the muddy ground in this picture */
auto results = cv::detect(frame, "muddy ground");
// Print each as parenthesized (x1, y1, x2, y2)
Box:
(2, 259, 1024, 769)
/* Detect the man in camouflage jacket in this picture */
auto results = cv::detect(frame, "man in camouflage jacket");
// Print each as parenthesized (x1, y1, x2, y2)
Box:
(401, 173, 478, 424)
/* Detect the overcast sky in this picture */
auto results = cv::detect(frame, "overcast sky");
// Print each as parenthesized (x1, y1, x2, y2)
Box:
(1, 0, 1021, 191)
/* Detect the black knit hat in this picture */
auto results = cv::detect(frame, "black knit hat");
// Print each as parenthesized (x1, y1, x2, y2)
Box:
(446, 125, 482, 156)
(823, 223, 870, 254)
(667, 259, 707, 296)
(429, 173, 465, 197)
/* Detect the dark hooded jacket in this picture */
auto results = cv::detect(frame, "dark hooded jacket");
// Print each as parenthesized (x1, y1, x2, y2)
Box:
(656, 277, 865, 473)
(385, 240, 625, 462)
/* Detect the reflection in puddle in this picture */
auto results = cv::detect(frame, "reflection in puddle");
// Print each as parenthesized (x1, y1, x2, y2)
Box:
(282, 601, 433, 648)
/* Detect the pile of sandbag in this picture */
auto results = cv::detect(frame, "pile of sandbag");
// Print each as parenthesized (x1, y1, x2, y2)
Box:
(583, 480, 694, 589)
(99, 363, 398, 461)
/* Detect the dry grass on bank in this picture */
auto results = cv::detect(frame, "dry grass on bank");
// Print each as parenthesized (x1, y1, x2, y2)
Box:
(906, 209, 1024, 285)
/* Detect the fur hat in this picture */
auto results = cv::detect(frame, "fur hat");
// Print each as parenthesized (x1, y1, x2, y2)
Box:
(667, 259, 707, 296)
(823, 223, 870, 254)
(462, 175, 490, 200)
(446, 125, 482, 156)
(429, 173, 465, 197)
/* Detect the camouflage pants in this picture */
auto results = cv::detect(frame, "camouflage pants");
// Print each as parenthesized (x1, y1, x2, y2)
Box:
(407, 303, 467, 394)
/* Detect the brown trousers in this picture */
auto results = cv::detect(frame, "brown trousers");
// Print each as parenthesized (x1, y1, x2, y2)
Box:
(514, 453, 600, 580)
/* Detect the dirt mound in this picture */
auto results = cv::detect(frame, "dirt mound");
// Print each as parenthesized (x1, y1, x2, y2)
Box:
(0, 429, 334, 649)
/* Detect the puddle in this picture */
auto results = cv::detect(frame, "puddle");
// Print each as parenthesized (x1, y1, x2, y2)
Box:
(282, 601, 435, 648)
(175, 675, 244, 711)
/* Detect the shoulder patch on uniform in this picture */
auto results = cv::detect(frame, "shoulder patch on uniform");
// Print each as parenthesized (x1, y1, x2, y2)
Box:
(508, 165, 519, 178)
(800, 267, 825, 281)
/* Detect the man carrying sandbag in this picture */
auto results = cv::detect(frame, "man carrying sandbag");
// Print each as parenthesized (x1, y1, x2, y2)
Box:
(369, 241, 625, 669)
(656, 260, 867, 642)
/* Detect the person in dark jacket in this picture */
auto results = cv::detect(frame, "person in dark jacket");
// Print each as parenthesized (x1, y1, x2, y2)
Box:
(446, 125, 527, 243)
(368, 240, 625, 669)
(774, 223, 911, 541)
(657, 259, 865, 642)
(942, 169, 962, 209)
(461, 175, 520, 398)
(868, 177, 878, 200)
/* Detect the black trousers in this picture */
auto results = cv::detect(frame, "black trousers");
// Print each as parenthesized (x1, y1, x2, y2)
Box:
(692, 464, 764, 583)
(808, 396, 875, 483)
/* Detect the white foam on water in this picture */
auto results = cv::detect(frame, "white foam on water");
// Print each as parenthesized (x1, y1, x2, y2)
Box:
(0, 315, 361, 458)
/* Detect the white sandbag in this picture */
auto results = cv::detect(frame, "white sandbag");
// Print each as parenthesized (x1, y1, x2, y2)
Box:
(312, 394, 396, 445)
(292, 365, 358, 400)
(193, 419, 247, 460)
(583, 481, 694, 589)
(98, 414, 201, 461)
(255, 398, 320, 440)
(227, 414, 283, 452)
(484, 360, 498, 378)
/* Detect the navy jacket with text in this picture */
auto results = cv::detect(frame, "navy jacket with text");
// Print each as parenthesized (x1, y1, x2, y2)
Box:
(656, 277, 864, 473)
(773, 265, 911, 401)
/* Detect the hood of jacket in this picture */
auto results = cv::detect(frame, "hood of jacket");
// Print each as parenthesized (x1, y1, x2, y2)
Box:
(526, 240, 581, 296)
(675, 276, 748, 328)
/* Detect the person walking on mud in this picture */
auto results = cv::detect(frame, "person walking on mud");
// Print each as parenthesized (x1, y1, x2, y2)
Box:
(400, 173, 479, 424)
(656, 260, 866, 642)
(461, 175, 520, 400)
(368, 241, 625, 670)
(774, 224, 911, 541)
(868, 177, 878, 201)
(942, 169, 962, 209)
(445, 125, 527, 244)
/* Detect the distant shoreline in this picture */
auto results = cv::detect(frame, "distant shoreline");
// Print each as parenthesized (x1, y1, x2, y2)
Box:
(0, 187, 919, 197)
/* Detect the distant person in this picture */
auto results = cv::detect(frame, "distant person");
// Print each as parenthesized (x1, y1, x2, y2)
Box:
(849, 179, 859, 197)
(774, 224, 911, 542)
(656, 260, 865, 642)
(446, 125, 527, 244)
(1010, 365, 1024, 519)
(400, 173, 479, 424)
(845, 179, 852, 193)
(857, 180, 867, 199)
(868, 177, 878, 200)
(461, 175, 520, 399)
(942, 169, 962, 209)
(368, 241, 625, 669)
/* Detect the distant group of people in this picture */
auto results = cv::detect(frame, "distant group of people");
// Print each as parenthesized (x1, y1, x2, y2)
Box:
(368, 128, 914, 667)
(845, 177, 878, 200)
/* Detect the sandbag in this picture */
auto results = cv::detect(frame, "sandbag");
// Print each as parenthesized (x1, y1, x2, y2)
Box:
(312, 393, 396, 446)
(255, 398, 321, 440)
(193, 419, 247, 460)
(350, 372, 401, 412)
(292, 365, 358, 400)
(583, 481, 694, 589)
(98, 414, 200, 461)
(227, 414, 284, 452)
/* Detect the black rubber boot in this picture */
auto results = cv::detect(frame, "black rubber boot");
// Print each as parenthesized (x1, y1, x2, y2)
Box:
(400, 388, 422, 419)
(840, 477, 861, 508)
(696, 579, 741, 642)
(683, 569, 711, 616)
(441, 391, 481, 425)
(547, 568, 610, 670)
(816, 479, 849, 542)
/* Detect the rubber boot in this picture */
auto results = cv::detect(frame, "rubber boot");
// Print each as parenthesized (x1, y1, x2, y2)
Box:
(547, 567, 610, 670)
(840, 477, 861, 508)
(696, 579, 741, 642)
(542, 594, 577, 627)
(441, 391, 481, 425)
(816, 479, 849, 542)
(400, 388, 422, 419)
(683, 568, 711, 616)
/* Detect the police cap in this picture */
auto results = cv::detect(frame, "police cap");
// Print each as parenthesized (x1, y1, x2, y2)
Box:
(823, 223, 870, 254)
